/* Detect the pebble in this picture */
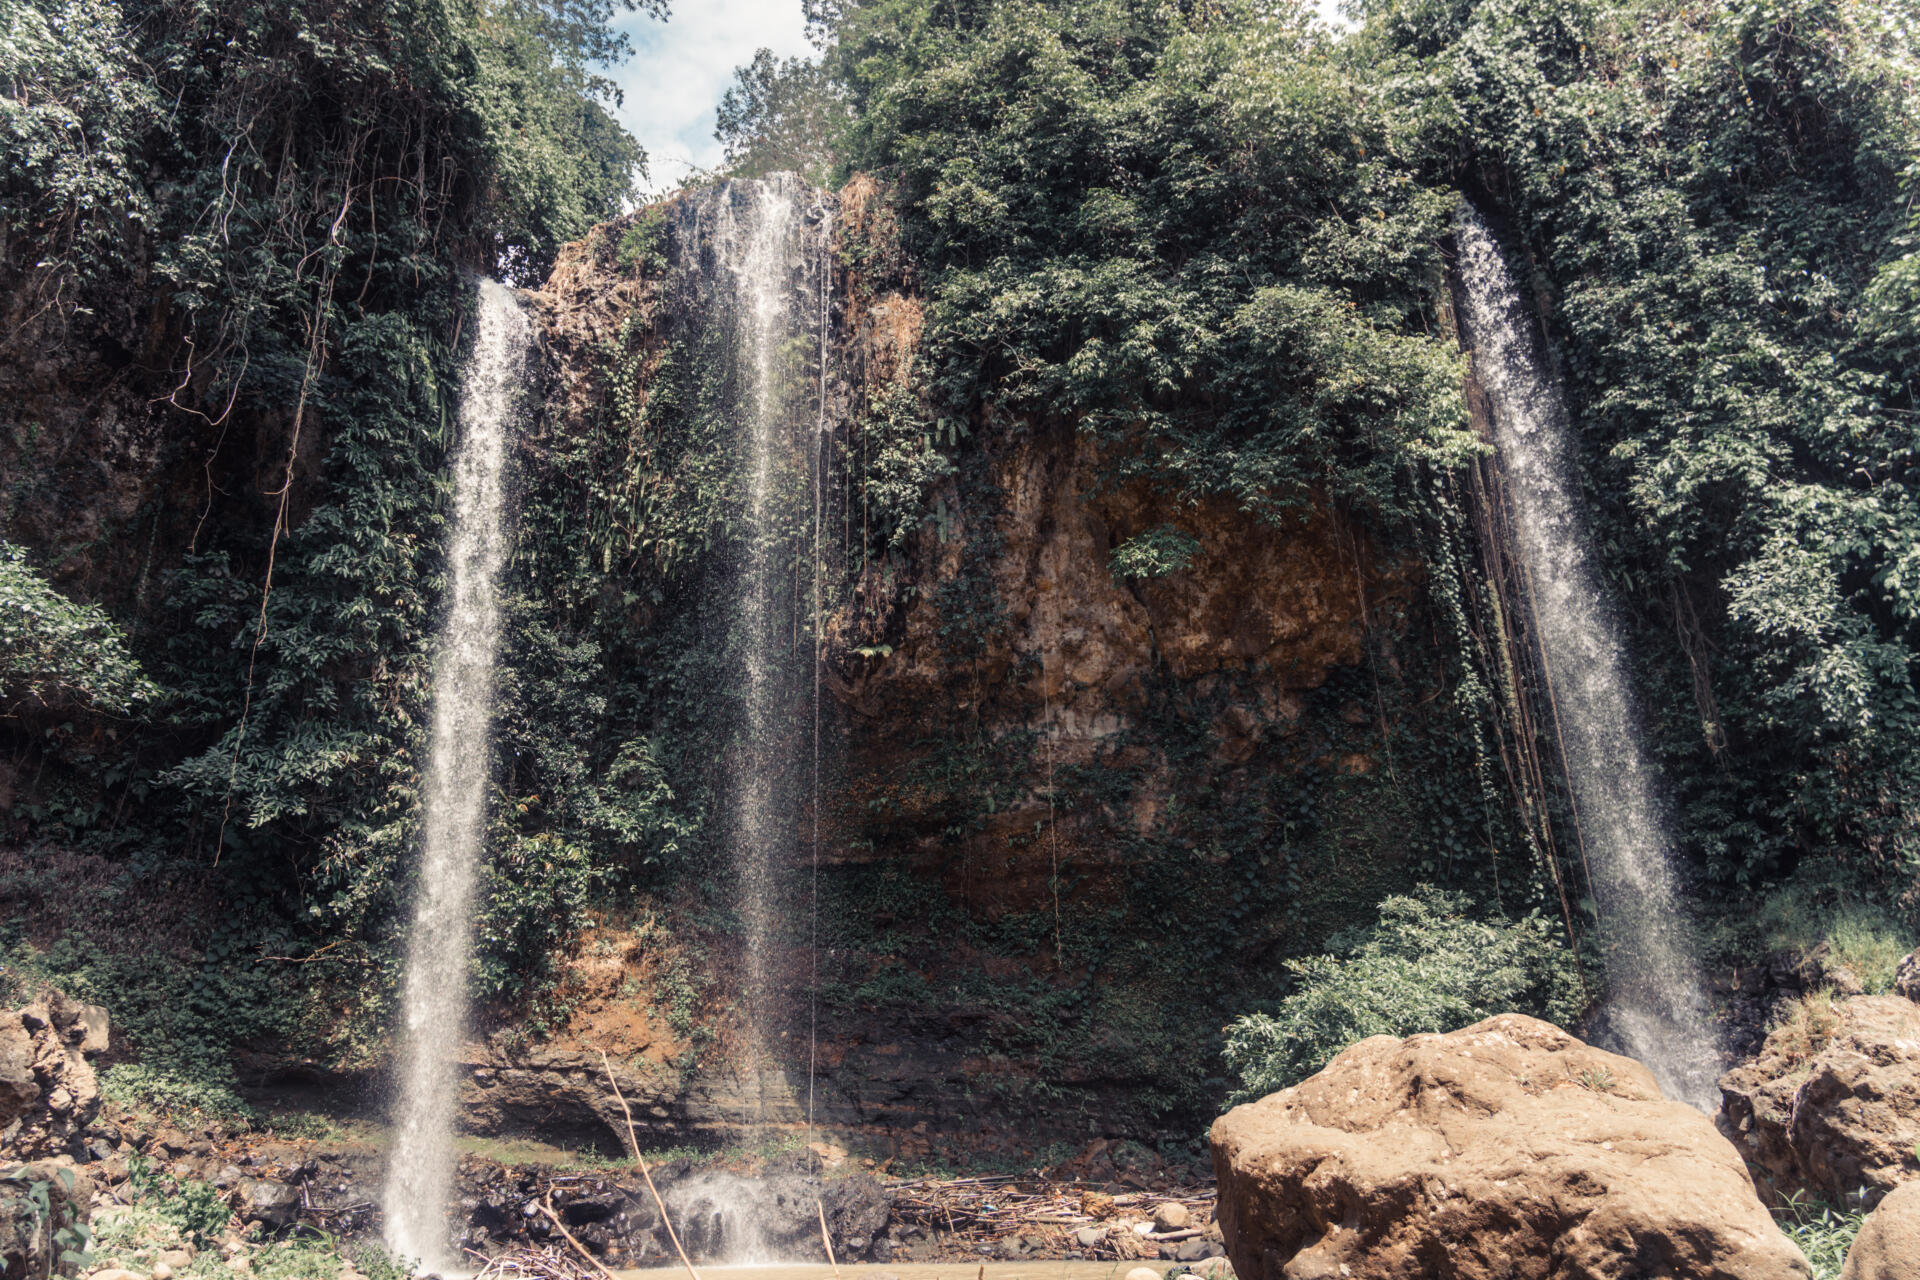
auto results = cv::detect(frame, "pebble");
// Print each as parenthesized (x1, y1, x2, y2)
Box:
(89, 1271, 147, 1280)
(151, 1264, 174, 1280)
(1074, 1226, 1108, 1248)
(1189, 1258, 1236, 1279)
(1127, 1269, 1162, 1280)
(1153, 1201, 1192, 1231)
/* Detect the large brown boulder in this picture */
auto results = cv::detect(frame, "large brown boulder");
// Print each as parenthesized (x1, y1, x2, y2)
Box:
(1719, 995, 1920, 1203)
(0, 995, 102, 1160)
(1210, 1014, 1807, 1280)
(1842, 1179, 1920, 1280)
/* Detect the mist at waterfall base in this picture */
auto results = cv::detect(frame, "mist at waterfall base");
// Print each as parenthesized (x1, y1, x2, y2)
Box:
(1454, 208, 1723, 1109)
(383, 279, 528, 1270)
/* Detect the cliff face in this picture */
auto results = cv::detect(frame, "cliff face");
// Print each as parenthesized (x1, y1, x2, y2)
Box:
(519, 176, 1443, 1160)
(0, 167, 1455, 1162)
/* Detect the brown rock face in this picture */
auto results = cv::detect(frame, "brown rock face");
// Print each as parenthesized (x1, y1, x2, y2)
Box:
(0, 995, 103, 1160)
(1719, 995, 1920, 1203)
(1210, 1015, 1807, 1280)
(1841, 1179, 1920, 1280)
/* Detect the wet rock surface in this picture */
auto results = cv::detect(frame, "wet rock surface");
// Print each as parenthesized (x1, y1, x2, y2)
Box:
(1212, 1014, 1808, 1280)
(455, 1156, 894, 1265)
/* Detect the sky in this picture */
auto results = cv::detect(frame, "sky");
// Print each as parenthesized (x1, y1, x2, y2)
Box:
(608, 1, 1351, 197)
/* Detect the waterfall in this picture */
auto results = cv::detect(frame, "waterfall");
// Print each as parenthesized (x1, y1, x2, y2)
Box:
(384, 278, 528, 1267)
(1454, 208, 1722, 1108)
(689, 174, 833, 1146)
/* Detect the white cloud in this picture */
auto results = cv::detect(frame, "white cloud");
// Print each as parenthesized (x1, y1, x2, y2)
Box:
(609, 1, 814, 196)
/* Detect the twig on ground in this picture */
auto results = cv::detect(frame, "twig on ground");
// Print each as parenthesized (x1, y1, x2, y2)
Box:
(536, 1194, 615, 1280)
(817, 1199, 841, 1276)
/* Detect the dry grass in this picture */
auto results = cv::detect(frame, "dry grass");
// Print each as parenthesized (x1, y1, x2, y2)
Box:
(1767, 991, 1845, 1065)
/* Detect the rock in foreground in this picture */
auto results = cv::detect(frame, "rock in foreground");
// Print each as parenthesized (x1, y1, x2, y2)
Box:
(1210, 1014, 1807, 1280)
(1841, 1179, 1920, 1280)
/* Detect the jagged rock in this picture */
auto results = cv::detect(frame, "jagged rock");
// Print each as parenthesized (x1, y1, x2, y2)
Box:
(1154, 1201, 1191, 1230)
(0, 996, 103, 1160)
(0, 1160, 94, 1280)
(1212, 1014, 1808, 1280)
(1719, 995, 1920, 1203)
(234, 1180, 300, 1229)
(1894, 949, 1920, 1002)
(1840, 1180, 1920, 1280)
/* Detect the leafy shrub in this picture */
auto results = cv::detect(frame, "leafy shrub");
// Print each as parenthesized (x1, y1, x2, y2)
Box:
(616, 208, 668, 275)
(101, 1064, 254, 1124)
(123, 1158, 233, 1247)
(1776, 1196, 1867, 1280)
(0, 542, 158, 714)
(1222, 887, 1586, 1102)
(1110, 525, 1201, 581)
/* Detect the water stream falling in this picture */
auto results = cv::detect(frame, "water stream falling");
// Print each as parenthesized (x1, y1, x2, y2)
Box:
(384, 279, 528, 1267)
(1454, 207, 1722, 1108)
(677, 174, 832, 1260)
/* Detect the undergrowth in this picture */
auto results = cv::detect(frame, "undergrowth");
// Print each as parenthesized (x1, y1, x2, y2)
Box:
(1775, 1196, 1867, 1280)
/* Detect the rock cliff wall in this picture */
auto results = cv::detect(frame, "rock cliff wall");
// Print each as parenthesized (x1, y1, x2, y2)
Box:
(512, 176, 1457, 1160)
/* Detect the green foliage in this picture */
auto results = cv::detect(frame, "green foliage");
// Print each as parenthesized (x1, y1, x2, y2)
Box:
(829, 0, 1476, 525)
(101, 1065, 254, 1123)
(1, 0, 672, 1070)
(1749, 865, 1916, 994)
(1222, 887, 1587, 1102)
(0, 542, 159, 714)
(617, 208, 670, 275)
(717, 48, 848, 184)
(124, 1158, 233, 1247)
(1110, 524, 1199, 581)
(1374, 0, 1920, 889)
(852, 382, 953, 554)
(1775, 1195, 1868, 1280)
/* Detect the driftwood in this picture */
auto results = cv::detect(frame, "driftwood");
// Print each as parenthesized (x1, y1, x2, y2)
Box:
(817, 1199, 841, 1275)
(887, 1176, 1217, 1259)
(536, 1193, 617, 1280)
(471, 1243, 606, 1280)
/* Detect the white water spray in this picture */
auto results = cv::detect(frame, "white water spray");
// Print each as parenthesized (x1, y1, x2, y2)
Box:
(384, 279, 528, 1267)
(693, 176, 832, 1135)
(1455, 208, 1722, 1108)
